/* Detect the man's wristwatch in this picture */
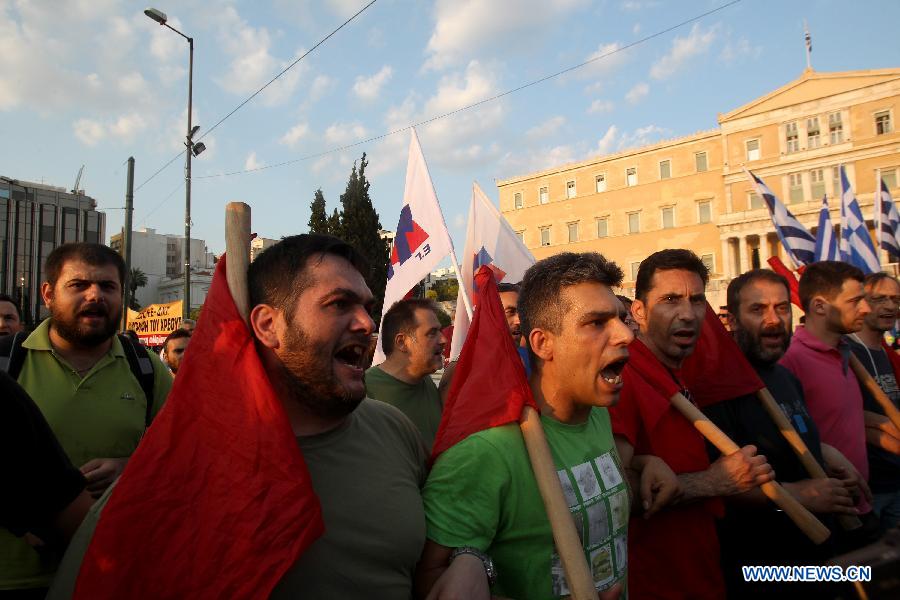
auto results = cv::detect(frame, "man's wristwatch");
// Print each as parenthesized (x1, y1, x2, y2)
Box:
(449, 546, 497, 586)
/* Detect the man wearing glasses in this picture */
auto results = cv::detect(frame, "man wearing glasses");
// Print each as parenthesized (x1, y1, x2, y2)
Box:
(846, 272, 900, 531)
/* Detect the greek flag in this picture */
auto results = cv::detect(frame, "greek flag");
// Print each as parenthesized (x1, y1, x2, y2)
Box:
(839, 165, 880, 273)
(814, 195, 839, 261)
(875, 175, 900, 260)
(745, 169, 815, 268)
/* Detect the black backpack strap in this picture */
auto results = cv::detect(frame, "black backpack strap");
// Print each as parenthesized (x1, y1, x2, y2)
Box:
(0, 332, 27, 379)
(118, 334, 157, 427)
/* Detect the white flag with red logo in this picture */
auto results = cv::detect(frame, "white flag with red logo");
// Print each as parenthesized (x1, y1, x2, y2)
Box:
(372, 129, 455, 364)
(449, 182, 535, 361)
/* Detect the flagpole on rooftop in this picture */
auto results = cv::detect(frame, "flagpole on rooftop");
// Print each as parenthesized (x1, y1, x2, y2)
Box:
(804, 20, 812, 70)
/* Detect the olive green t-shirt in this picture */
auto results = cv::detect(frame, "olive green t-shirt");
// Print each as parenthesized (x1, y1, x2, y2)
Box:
(365, 365, 443, 450)
(424, 408, 629, 600)
(0, 319, 172, 591)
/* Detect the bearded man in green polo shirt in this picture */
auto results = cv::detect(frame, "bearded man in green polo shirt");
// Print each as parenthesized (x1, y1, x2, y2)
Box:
(0, 243, 171, 597)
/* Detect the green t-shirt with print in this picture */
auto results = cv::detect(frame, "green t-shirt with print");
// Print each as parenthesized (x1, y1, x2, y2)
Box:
(365, 365, 442, 450)
(424, 407, 629, 600)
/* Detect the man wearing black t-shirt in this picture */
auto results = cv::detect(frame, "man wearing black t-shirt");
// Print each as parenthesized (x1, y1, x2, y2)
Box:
(705, 270, 865, 598)
(846, 272, 900, 531)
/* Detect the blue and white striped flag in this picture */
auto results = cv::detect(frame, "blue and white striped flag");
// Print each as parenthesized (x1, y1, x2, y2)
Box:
(814, 195, 839, 261)
(745, 168, 815, 268)
(875, 175, 900, 260)
(839, 165, 880, 274)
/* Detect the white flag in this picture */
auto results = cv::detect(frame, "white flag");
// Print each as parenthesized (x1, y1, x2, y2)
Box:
(372, 129, 455, 365)
(449, 182, 535, 361)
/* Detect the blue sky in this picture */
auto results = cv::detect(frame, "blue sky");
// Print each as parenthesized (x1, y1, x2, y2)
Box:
(2, 0, 898, 256)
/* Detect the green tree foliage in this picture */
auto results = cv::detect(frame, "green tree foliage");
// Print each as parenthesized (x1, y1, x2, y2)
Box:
(327, 208, 343, 240)
(425, 289, 438, 301)
(129, 267, 148, 310)
(434, 307, 452, 329)
(308, 188, 329, 234)
(431, 278, 459, 302)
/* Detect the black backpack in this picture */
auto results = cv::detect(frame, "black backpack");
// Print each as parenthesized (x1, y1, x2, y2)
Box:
(0, 332, 157, 427)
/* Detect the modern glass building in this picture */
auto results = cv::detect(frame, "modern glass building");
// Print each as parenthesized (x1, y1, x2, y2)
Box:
(0, 176, 105, 326)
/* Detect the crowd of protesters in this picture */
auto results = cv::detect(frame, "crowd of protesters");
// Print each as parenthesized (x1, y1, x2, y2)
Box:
(1, 238, 899, 599)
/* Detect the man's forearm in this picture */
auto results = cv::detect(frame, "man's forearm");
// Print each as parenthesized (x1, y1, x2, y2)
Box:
(867, 425, 900, 454)
(676, 470, 721, 503)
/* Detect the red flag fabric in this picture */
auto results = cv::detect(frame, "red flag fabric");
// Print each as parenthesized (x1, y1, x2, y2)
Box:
(430, 265, 537, 461)
(882, 340, 900, 384)
(74, 257, 324, 599)
(679, 303, 765, 407)
(767, 256, 803, 309)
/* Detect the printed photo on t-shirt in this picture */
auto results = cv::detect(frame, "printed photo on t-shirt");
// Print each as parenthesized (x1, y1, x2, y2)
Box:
(572, 509, 584, 544)
(571, 461, 602, 502)
(585, 499, 610, 546)
(613, 534, 627, 573)
(590, 543, 615, 589)
(594, 452, 623, 490)
(557, 469, 579, 507)
(608, 489, 628, 532)
(550, 554, 570, 597)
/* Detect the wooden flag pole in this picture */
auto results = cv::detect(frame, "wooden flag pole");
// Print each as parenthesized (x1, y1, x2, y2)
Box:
(520, 406, 598, 600)
(756, 388, 862, 531)
(849, 353, 900, 434)
(225, 202, 252, 323)
(669, 392, 831, 544)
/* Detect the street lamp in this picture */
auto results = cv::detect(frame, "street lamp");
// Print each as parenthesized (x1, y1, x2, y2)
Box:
(144, 7, 205, 320)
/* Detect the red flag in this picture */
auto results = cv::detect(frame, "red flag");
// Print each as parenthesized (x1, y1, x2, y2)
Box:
(430, 266, 537, 461)
(882, 340, 900, 384)
(679, 303, 765, 407)
(75, 257, 324, 599)
(767, 256, 803, 309)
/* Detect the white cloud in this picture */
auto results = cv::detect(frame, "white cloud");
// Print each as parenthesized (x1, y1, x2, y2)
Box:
(73, 118, 105, 146)
(625, 82, 649, 104)
(309, 74, 336, 102)
(618, 124, 668, 149)
(720, 37, 762, 65)
(453, 213, 466, 228)
(118, 72, 148, 96)
(620, 1, 659, 11)
(526, 116, 566, 139)
(108, 113, 147, 141)
(324, 122, 368, 145)
(633, 23, 642, 35)
(588, 99, 614, 114)
(424, 0, 589, 70)
(280, 122, 310, 148)
(579, 42, 629, 79)
(650, 23, 718, 80)
(327, 0, 367, 18)
(353, 66, 393, 101)
(244, 152, 265, 170)
(596, 125, 618, 155)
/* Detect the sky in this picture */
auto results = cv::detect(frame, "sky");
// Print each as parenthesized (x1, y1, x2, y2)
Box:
(2, 0, 899, 258)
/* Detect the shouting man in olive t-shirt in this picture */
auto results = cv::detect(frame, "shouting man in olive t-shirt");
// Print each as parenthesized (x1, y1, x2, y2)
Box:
(418, 252, 681, 600)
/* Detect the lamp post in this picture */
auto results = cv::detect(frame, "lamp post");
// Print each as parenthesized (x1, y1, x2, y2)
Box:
(144, 7, 205, 320)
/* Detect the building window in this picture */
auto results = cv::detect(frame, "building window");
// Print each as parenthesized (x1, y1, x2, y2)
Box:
(628, 212, 640, 234)
(785, 121, 799, 153)
(661, 206, 675, 229)
(516, 230, 525, 244)
(701, 254, 714, 274)
(697, 200, 711, 224)
(568, 222, 579, 243)
(695, 151, 708, 172)
(539, 186, 549, 204)
(883, 168, 898, 190)
(626, 167, 637, 187)
(630, 262, 641, 282)
(596, 218, 609, 238)
(832, 166, 842, 194)
(566, 180, 576, 199)
(540, 227, 551, 246)
(789, 172, 803, 203)
(829, 112, 844, 144)
(810, 168, 825, 199)
(746, 138, 760, 161)
(659, 160, 671, 180)
(595, 174, 607, 193)
(876, 110, 892, 135)
(749, 192, 763, 210)
(514, 192, 523, 209)
(807, 117, 821, 149)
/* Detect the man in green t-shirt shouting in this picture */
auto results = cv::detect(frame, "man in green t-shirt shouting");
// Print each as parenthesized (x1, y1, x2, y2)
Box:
(418, 252, 680, 600)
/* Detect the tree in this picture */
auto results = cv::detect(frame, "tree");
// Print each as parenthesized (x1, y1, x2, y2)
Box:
(327, 208, 343, 240)
(129, 267, 148, 310)
(431, 279, 459, 302)
(308, 189, 329, 234)
(337, 153, 390, 319)
(425, 289, 438, 301)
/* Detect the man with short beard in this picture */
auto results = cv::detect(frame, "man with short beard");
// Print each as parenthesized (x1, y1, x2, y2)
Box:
(0, 243, 172, 597)
(366, 299, 446, 449)
(845, 272, 900, 530)
(706, 270, 863, 598)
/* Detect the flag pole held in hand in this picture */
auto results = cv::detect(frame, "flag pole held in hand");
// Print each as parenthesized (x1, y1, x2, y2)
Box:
(225, 202, 252, 323)
(849, 353, 900, 435)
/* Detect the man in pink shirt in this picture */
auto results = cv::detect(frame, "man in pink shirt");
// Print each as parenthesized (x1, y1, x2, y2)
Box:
(780, 261, 877, 546)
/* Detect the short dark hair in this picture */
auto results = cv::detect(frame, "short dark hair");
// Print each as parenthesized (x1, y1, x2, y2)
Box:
(164, 328, 191, 350)
(863, 272, 898, 292)
(798, 261, 864, 311)
(0, 293, 21, 319)
(726, 269, 791, 316)
(519, 252, 624, 341)
(615, 294, 633, 309)
(635, 249, 708, 302)
(248, 234, 368, 319)
(497, 282, 520, 294)
(45, 243, 126, 288)
(381, 298, 439, 355)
